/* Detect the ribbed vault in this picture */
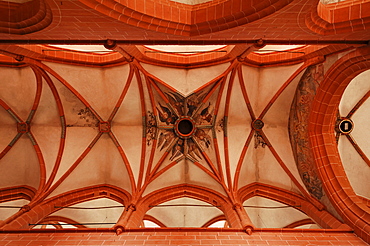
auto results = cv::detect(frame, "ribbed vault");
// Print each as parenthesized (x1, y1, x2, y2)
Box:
(0, 0, 369, 243)
(1, 43, 368, 237)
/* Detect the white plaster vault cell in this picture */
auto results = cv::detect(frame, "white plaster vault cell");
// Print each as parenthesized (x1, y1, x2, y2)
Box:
(320, 0, 347, 4)
(143, 220, 161, 228)
(169, 0, 214, 4)
(51, 198, 124, 228)
(48, 45, 112, 54)
(146, 197, 223, 227)
(338, 69, 370, 200)
(0, 44, 349, 230)
(145, 45, 226, 54)
(141, 62, 229, 96)
(243, 197, 320, 229)
(0, 199, 29, 221)
(208, 220, 227, 228)
(254, 45, 304, 54)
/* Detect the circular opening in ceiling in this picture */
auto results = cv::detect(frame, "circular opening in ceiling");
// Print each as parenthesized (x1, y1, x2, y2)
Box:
(178, 119, 193, 135)
(175, 117, 195, 138)
(336, 118, 354, 134)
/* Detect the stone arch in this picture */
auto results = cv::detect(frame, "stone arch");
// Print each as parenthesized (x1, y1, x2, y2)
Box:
(308, 45, 370, 242)
(0, 185, 131, 229)
(238, 182, 346, 229)
(125, 184, 242, 228)
(0, 0, 52, 34)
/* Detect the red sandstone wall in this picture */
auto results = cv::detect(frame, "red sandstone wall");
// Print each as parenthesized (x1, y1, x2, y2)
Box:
(0, 230, 367, 246)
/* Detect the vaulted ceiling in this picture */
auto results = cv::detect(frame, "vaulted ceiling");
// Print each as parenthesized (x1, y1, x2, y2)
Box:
(0, 0, 369, 243)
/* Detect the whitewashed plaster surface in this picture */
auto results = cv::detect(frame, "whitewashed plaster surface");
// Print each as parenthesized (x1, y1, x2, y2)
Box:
(51, 198, 124, 228)
(339, 70, 370, 200)
(0, 199, 29, 221)
(141, 62, 230, 96)
(243, 197, 318, 228)
(1, 57, 360, 228)
(146, 197, 223, 227)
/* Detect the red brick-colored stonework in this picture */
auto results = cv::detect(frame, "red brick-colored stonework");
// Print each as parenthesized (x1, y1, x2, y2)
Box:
(0, 0, 52, 35)
(306, 0, 370, 35)
(0, 0, 368, 42)
(0, 0, 369, 243)
(0, 229, 367, 245)
(78, 0, 293, 36)
(0, 185, 131, 230)
(317, 0, 370, 24)
(0, 186, 36, 203)
(308, 45, 370, 243)
(0, 43, 357, 69)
